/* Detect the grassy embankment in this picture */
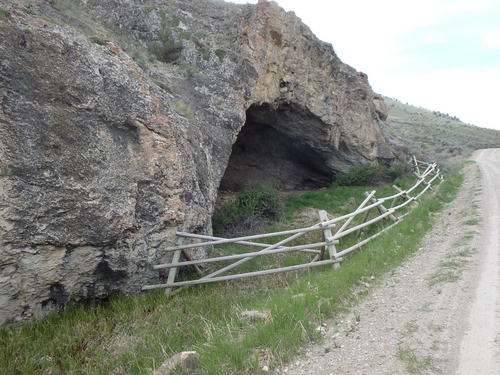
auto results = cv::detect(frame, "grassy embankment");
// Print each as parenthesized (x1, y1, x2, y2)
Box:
(0, 172, 463, 375)
(384, 97, 500, 160)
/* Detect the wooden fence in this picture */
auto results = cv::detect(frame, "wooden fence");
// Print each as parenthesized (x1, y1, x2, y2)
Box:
(142, 158, 443, 293)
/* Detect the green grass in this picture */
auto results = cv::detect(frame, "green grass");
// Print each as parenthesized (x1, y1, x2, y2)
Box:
(427, 244, 472, 288)
(0, 173, 463, 374)
(397, 345, 440, 374)
(428, 270, 460, 287)
(463, 218, 479, 226)
(284, 176, 414, 220)
(402, 321, 419, 337)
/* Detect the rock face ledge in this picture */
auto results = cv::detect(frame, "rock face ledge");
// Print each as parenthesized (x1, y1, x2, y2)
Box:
(0, 0, 396, 324)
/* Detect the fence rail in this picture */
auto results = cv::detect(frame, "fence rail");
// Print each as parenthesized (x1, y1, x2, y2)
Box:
(142, 157, 443, 292)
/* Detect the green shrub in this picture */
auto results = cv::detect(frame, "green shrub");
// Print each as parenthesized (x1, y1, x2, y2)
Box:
(22, 7, 35, 15)
(215, 48, 227, 62)
(164, 15, 180, 28)
(179, 30, 191, 40)
(149, 30, 183, 63)
(131, 50, 144, 64)
(334, 164, 380, 186)
(334, 163, 408, 186)
(200, 46, 211, 61)
(89, 35, 108, 46)
(213, 186, 283, 235)
(0, 7, 10, 19)
(385, 163, 407, 180)
(153, 80, 171, 92)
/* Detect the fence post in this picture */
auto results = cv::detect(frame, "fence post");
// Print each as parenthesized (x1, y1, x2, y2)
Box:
(165, 248, 182, 295)
(356, 207, 372, 237)
(364, 191, 398, 222)
(181, 249, 203, 275)
(318, 210, 340, 268)
(414, 172, 434, 191)
(393, 185, 417, 206)
(413, 155, 421, 176)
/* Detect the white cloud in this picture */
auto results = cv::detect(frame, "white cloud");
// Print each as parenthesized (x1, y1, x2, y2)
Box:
(380, 67, 500, 130)
(481, 30, 500, 48)
(423, 34, 448, 44)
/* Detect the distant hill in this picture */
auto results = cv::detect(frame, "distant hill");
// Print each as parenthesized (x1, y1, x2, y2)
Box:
(384, 97, 500, 160)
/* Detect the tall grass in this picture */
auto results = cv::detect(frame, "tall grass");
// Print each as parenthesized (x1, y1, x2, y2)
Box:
(0, 173, 462, 374)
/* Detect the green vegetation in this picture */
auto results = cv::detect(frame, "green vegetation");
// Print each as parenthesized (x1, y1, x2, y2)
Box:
(89, 35, 108, 46)
(164, 14, 180, 28)
(173, 99, 195, 120)
(147, 11, 186, 64)
(397, 345, 440, 374)
(463, 218, 479, 226)
(180, 64, 200, 78)
(0, 7, 10, 19)
(427, 246, 472, 287)
(22, 6, 36, 15)
(42, 0, 156, 67)
(385, 97, 500, 160)
(153, 80, 171, 92)
(215, 48, 227, 62)
(428, 270, 460, 287)
(283, 176, 413, 221)
(0, 171, 463, 374)
(213, 186, 284, 235)
(333, 163, 407, 186)
(149, 29, 183, 63)
(402, 321, 419, 337)
(200, 46, 211, 61)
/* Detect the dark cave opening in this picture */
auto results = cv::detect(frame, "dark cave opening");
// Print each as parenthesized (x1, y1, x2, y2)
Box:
(219, 103, 334, 192)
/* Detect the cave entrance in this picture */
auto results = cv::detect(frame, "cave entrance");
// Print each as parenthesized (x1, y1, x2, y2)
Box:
(219, 103, 333, 193)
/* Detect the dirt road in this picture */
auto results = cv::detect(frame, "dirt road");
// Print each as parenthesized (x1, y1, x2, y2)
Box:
(456, 149, 500, 374)
(278, 149, 500, 374)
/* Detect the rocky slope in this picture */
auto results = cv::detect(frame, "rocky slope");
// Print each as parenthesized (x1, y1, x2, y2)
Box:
(0, 0, 398, 324)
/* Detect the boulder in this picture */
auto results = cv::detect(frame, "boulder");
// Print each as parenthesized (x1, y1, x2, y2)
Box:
(155, 351, 199, 375)
(0, 0, 400, 324)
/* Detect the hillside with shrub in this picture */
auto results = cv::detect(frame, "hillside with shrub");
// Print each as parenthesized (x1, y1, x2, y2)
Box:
(384, 97, 500, 160)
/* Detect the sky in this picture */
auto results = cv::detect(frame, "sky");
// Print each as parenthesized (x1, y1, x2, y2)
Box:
(229, 0, 500, 130)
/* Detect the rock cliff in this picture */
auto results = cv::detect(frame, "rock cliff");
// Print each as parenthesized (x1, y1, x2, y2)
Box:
(0, 0, 397, 324)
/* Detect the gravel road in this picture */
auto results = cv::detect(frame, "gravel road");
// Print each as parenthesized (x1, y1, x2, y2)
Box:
(277, 149, 500, 375)
(456, 148, 500, 374)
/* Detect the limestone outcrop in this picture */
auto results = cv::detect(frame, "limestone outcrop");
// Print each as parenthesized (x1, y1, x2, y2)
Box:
(0, 0, 399, 324)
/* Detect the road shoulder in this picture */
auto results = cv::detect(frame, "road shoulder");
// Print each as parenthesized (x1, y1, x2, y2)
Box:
(278, 163, 482, 375)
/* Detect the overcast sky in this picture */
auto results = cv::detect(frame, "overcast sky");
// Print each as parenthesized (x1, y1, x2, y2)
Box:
(229, 0, 500, 130)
